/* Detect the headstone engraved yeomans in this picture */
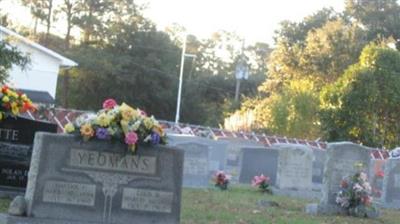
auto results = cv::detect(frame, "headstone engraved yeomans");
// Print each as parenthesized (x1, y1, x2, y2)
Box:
(382, 158, 400, 208)
(1, 132, 183, 224)
(0, 116, 57, 197)
(316, 142, 372, 214)
(174, 142, 210, 188)
(275, 144, 313, 191)
(238, 147, 278, 185)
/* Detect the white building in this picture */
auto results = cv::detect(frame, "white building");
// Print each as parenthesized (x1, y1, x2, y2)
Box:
(0, 25, 77, 99)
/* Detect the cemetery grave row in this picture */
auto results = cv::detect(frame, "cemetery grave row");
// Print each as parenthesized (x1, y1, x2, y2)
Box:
(0, 104, 396, 223)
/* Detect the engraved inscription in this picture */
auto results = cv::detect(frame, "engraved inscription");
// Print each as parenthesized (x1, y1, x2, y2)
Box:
(0, 128, 19, 141)
(394, 174, 400, 188)
(184, 158, 208, 175)
(280, 160, 311, 187)
(43, 181, 96, 206)
(121, 188, 173, 213)
(70, 149, 156, 174)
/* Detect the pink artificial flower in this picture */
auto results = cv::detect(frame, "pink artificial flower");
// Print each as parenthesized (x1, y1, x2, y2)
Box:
(125, 132, 138, 145)
(102, 98, 117, 110)
(252, 174, 269, 187)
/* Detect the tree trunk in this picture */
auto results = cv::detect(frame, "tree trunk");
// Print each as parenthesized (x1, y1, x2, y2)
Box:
(45, 0, 54, 46)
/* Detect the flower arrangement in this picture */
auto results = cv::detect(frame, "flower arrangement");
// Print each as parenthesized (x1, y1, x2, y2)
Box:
(64, 99, 167, 153)
(0, 85, 35, 120)
(252, 174, 272, 194)
(213, 170, 230, 190)
(335, 164, 377, 217)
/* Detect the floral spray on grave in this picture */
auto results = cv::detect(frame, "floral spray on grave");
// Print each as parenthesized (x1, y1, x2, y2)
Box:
(213, 170, 231, 190)
(64, 99, 167, 153)
(252, 174, 272, 194)
(0, 85, 36, 120)
(335, 162, 379, 218)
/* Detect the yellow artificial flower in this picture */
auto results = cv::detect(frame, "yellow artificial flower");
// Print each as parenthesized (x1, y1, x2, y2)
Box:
(11, 102, 19, 115)
(129, 144, 137, 153)
(120, 120, 129, 134)
(2, 96, 9, 103)
(143, 117, 154, 129)
(120, 103, 139, 121)
(80, 123, 94, 139)
(64, 123, 75, 133)
(21, 94, 28, 101)
(96, 113, 111, 127)
(0, 112, 3, 121)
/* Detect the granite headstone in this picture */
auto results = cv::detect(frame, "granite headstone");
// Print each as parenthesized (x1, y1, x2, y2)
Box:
(219, 137, 264, 183)
(0, 116, 57, 197)
(238, 147, 278, 185)
(312, 149, 326, 189)
(167, 134, 228, 175)
(275, 144, 313, 191)
(0, 132, 184, 224)
(315, 142, 372, 215)
(173, 141, 210, 188)
(381, 158, 400, 208)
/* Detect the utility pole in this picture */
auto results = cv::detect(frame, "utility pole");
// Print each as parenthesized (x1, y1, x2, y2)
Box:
(234, 39, 248, 102)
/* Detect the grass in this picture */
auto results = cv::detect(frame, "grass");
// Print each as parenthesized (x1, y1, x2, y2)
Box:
(181, 186, 399, 224)
(0, 186, 398, 223)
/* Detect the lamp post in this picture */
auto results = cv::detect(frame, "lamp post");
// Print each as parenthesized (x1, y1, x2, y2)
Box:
(175, 34, 196, 124)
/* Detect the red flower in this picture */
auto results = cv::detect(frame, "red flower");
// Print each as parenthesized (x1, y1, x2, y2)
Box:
(1, 85, 8, 94)
(102, 98, 117, 110)
(376, 170, 384, 178)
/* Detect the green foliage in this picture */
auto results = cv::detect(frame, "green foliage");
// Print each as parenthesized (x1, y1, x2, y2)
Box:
(345, 0, 400, 45)
(0, 40, 29, 83)
(320, 45, 400, 148)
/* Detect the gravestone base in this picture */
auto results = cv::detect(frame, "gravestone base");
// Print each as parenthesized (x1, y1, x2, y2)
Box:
(0, 213, 181, 224)
(379, 201, 400, 209)
(306, 203, 380, 218)
(272, 187, 321, 200)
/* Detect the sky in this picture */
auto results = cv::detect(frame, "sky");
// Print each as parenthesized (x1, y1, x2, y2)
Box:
(140, 0, 345, 44)
(1, 0, 344, 45)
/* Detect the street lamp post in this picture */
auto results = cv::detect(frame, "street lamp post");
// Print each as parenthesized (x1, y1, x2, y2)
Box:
(175, 34, 187, 124)
(174, 35, 196, 124)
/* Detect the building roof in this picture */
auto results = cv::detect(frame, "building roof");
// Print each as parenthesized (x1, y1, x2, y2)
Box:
(19, 89, 55, 105)
(0, 25, 77, 67)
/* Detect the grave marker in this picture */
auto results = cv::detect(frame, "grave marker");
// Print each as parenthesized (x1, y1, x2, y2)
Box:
(0, 116, 57, 197)
(0, 132, 184, 224)
(275, 144, 313, 191)
(174, 142, 210, 188)
(382, 158, 400, 208)
(314, 142, 372, 215)
(238, 147, 278, 185)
